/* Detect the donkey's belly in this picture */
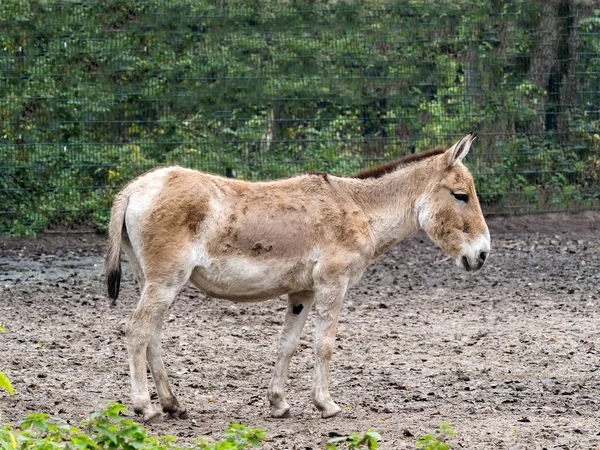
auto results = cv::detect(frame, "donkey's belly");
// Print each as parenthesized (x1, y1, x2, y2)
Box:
(189, 257, 311, 302)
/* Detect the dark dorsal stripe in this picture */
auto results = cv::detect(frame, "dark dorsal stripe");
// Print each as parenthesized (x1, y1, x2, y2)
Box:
(352, 147, 447, 180)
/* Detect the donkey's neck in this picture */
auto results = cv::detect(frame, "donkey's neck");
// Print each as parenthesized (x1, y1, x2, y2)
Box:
(348, 163, 434, 257)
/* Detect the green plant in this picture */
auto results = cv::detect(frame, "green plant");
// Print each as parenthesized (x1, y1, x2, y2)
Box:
(0, 372, 12, 396)
(198, 424, 266, 450)
(326, 430, 381, 450)
(0, 402, 266, 450)
(415, 422, 456, 450)
(0, 323, 14, 395)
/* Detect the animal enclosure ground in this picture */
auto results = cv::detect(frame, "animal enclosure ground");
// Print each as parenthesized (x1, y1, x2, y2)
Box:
(1, 212, 599, 449)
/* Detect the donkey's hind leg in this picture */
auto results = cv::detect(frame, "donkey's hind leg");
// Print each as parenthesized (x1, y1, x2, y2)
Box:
(126, 281, 182, 423)
(122, 239, 145, 291)
(147, 320, 188, 418)
(268, 291, 314, 418)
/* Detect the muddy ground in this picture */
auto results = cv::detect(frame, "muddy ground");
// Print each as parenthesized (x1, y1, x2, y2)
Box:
(1, 212, 599, 449)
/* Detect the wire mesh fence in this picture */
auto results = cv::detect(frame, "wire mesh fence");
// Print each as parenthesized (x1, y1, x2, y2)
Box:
(1, 1, 599, 235)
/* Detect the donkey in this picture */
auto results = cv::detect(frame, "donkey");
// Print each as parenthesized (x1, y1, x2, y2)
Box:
(105, 132, 490, 422)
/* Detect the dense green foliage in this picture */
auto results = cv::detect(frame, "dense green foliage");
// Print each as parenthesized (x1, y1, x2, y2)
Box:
(1, 1, 599, 234)
(0, 403, 266, 450)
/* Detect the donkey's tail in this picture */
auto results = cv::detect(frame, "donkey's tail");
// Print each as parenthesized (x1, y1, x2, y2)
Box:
(106, 190, 129, 306)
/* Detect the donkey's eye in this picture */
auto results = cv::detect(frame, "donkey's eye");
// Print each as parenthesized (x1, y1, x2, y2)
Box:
(452, 192, 469, 203)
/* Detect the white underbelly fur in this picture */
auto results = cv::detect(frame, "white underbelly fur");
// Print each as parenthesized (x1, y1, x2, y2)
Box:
(189, 255, 314, 302)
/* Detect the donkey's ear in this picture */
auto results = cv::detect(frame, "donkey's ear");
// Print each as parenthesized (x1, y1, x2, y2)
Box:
(446, 132, 477, 167)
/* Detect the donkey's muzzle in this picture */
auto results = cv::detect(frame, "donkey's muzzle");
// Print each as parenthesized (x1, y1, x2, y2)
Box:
(461, 251, 487, 272)
(457, 231, 490, 272)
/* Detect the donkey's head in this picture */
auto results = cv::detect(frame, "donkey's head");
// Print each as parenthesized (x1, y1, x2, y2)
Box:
(417, 132, 490, 272)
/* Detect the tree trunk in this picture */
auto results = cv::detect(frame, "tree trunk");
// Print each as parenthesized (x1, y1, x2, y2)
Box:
(556, 0, 593, 144)
(527, 0, 561, 135)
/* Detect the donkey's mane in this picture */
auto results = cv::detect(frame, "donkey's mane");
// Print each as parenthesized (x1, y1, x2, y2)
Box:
(352, 147, 446, 180)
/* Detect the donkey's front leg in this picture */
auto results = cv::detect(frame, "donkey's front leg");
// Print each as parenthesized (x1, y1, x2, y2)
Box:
(312, 280, 347, 418)
(268, 291, 314, 418)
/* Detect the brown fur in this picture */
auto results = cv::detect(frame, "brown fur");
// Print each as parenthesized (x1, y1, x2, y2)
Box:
(353, 147, 446, 179)
(204, 177, 369, 260)
(140, 171, 210, 278)
(308, 172, 330, 182)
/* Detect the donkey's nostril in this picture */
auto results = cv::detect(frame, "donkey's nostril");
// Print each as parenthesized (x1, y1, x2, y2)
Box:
(462, 255, 470, 270)
(479, 251, 488, 262)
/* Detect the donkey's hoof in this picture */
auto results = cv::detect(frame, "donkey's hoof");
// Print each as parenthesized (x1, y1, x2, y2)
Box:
(166, 407, 189, 420)
(143, 409, 163, 424)
(270, 406, 291, 419)
(320, 404, 342, 419)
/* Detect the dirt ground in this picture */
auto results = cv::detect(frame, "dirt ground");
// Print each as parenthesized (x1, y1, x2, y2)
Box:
(1, 212, 599, 449)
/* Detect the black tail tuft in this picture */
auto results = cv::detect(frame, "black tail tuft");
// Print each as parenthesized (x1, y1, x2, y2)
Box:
(107, 265, 121, 306)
